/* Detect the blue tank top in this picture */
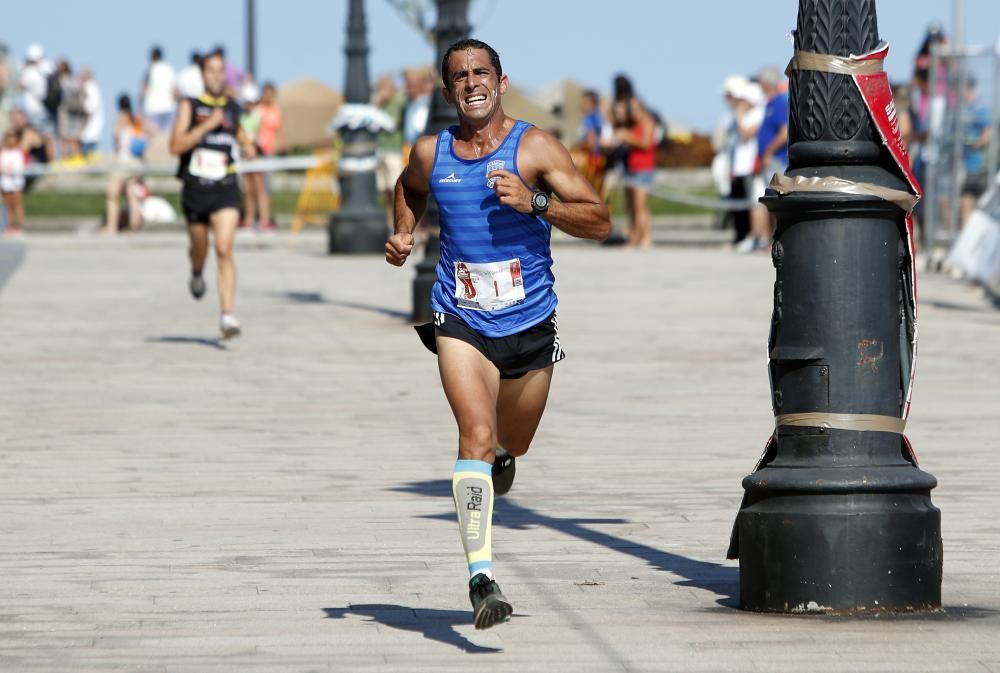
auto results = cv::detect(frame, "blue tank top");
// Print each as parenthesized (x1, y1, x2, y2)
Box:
(429, 120, 557, 337)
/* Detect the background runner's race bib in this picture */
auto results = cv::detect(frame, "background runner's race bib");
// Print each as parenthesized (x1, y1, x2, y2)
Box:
(189, 147, 229, 181)
(454, 259, 526, 311)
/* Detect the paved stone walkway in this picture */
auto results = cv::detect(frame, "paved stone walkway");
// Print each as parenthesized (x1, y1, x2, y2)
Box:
(1, 232, 998, 672)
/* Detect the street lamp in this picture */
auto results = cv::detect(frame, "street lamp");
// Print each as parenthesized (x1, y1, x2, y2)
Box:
(411, 0, 471, 322)
(328, 0, 392, 254)
(730, 0, 942, 612)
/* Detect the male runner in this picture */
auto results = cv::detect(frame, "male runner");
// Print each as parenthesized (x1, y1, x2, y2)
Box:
(385, 39, 611, 629)
(169, 49, 255, 339)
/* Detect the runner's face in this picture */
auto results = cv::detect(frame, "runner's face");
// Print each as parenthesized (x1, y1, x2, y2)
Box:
(443, 49, 507, 123)
(202, 56, 225, 96)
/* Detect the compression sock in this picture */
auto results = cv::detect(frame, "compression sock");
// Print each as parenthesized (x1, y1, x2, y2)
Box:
(452, 459, 495, 580)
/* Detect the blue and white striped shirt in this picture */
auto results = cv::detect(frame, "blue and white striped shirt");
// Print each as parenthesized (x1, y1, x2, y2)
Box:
(429, 120, 557, 337)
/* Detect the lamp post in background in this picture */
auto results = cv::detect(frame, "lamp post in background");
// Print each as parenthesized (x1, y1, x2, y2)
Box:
(411, 0, 471, 322)
(245, 0, 256, 78)
(732, 0, 942, 613)
(328, 0, 392, 254)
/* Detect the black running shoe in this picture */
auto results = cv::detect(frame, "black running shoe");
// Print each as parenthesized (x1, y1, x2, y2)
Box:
(492, 449, 516, 496)
(189, 274, 206, 300)
(469, 574, 512, 630)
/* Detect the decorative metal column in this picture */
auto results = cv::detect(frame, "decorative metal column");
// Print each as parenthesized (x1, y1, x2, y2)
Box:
(732, 0, 942, 612)
(411, 0, 470, 322)
(329, 0, 389, 254)
(245, 0, 256, 78)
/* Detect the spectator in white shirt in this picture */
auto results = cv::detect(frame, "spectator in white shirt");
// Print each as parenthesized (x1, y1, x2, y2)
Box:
(79, 68, 103, 157)
(176, 51, 204, 100)
(141, 45, 176, 134)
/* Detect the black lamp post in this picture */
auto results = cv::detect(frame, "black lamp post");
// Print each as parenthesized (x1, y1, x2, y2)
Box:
(732, 0, 942, 612)
(411, 0, 471, 322)
(329, 0, 387, 254)
(245, 0, 256, 78)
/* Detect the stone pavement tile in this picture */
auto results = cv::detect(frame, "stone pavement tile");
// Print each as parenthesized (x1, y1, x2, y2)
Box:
(0, 235, 998, 671)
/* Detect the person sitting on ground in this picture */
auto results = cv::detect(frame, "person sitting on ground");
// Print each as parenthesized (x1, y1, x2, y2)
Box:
(102, 94, 147, 235)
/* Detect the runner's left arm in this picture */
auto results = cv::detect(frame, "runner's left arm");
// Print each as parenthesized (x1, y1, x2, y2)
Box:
(488, 130, 610, 241)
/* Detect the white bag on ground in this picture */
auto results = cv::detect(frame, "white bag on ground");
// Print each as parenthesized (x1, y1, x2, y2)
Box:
(948, 183, 1000, 285)
(140, 196, 178, 224)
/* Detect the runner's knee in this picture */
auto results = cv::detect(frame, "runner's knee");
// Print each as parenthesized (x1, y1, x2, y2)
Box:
(459, 422, 497, 456)
(214, 242, 233, 261)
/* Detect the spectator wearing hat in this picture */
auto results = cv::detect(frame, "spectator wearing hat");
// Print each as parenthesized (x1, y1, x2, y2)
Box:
(721, 75, 765, 249)
(18, 43, 53, 137)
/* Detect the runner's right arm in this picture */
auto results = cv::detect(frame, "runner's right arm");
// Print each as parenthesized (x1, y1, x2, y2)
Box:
(168, 99, 224, 156)
(385, 135, 435, 267)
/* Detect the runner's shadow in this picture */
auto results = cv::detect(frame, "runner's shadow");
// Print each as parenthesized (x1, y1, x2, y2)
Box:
(280, 290, 411, 321)
(395, 479, 739, 608)
(0, 239, 26, 293)
(323, 605, 501, 653)
(924, 299, 990, 313)
(146, 336, 227, 350)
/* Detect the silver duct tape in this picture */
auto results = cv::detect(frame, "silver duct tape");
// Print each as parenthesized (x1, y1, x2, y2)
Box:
(775, 412, 906, 434)
(785, 49, 884, 77)
(770, 173, 918, 211)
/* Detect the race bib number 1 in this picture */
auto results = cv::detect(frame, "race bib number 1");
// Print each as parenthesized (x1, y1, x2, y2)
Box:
(189, 147, 229, 181)
(454, 258, 526, 311)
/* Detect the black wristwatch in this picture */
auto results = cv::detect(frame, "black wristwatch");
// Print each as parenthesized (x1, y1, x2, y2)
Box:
(530, 190, 550, 216)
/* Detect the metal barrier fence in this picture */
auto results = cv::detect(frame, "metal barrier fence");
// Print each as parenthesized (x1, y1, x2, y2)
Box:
(921, 40, 1000, 267)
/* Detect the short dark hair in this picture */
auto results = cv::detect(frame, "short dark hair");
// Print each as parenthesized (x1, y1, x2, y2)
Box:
(440, 39, 502, 90)
(583, 89, 599, 103)
(151, 46, 163, 61)
(201, 48, 225, 71)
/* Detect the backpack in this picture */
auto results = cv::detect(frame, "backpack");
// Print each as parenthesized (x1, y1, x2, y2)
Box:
(43, 73, 62, 115)
(63, 83, 86, 116)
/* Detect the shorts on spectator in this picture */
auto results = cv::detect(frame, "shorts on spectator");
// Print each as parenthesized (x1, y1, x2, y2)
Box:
(961, 173, 988, 198)
(623, 169, 655, 193)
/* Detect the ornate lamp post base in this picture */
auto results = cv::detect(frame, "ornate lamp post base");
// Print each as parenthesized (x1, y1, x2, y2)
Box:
(732, 0, 942, 613)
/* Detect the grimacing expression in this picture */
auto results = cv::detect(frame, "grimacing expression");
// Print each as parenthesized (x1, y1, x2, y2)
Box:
(202, 55, 225, 96)
(443, 48, 507, 122)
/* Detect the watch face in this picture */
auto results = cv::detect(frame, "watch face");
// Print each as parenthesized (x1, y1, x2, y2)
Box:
(533, 191, 549, 211)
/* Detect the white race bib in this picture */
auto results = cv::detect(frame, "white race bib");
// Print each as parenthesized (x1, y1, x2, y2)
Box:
(189, 147, 229, 181)
(453, 258, 526, 311)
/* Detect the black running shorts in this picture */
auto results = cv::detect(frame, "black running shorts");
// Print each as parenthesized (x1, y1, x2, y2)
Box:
(414, 311, 565, 379)
(181, 183, 242, 225)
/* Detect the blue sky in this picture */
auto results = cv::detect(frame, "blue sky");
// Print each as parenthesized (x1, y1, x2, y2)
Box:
(4, 0, 1000, 148)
